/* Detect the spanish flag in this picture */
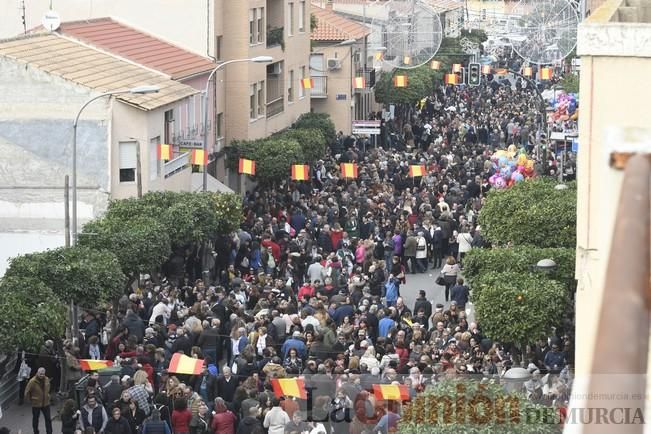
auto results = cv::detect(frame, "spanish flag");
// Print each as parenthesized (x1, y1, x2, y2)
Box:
(403, 56, 411, 65)
(523, 67, 533, 77)
(481, 65, 491, 74)
(340, 162, 358, 179)
(373, 384, 410, 401)
(444, 73, 458, 85)
(291, 164, 309, 181)
(495, 68, 509, 75)
(239, 158, 256, 175)
(430, 60, 441, 70)
(191, 149, 208, 166)
(375, 51, 384, 61)
(168, 353, 203, 376)
(157, 144, 172, 161)
(271, 378, 308, 399)
(352, 77, 366, 89)
(79, 359, 113, 371)
(393, 75, 408, 88)
(452, 63, 462, 73)
(301, 78, 314, 89)
(540, 67, 553, 80)
(409, 165, 426, 177)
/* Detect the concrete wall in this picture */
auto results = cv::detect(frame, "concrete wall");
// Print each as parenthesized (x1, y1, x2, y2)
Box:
(0, 57, 111, 231)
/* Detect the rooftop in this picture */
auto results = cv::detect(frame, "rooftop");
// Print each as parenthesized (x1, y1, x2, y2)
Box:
(311, 4, 371, 41)
(0, 33, 198, 111)
(54, 17, 216, 80)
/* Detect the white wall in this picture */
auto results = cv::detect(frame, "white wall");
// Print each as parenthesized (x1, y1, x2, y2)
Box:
(0, 0, 211, 57)
(0, 232, 65, 277)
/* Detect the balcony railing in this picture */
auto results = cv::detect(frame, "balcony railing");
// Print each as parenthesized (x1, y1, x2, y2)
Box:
(266, 27, 284, 49)
(310, 76, 327, 98)
(266, 98, 284, 118)
(164, 151, 190, 178)
(354, 67, 376, 91)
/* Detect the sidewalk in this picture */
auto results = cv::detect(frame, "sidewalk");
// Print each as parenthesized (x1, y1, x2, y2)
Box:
(0, 400, 62, 432)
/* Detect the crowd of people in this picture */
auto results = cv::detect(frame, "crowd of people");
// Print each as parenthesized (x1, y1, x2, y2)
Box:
(16, 72, 575, 434)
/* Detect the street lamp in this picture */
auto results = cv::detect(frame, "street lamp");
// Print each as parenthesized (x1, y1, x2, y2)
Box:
(71, 85, 160, 245)
(202, 56, 273, 191)
(535, 258, 558, 272)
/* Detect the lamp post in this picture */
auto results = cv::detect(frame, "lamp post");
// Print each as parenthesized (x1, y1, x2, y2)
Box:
(201, 56, 273, 191)
(71, 85, 160, 245)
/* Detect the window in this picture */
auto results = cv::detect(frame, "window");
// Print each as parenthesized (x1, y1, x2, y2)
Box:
(288, 70, 294, 102)
(257, 8, 265, 43)
(119, 141, 137, 183)
(299, 66, 306, 98)
(288, 2, 294, 36)
(257, 81, 265, 117)
(188, 96, 195, 133)
(149, 137, 161, 181)
(250, 83, 257, 119)
(164, 109, 174, 144)
(299, 1, 305, 32)
(216, 112, 224, 138)
(215, 35, 223, 61)
(249, 9, 256, 44)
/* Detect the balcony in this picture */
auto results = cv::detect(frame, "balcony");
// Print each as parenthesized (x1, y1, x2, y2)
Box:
(266, 27, 284, 49)
(310, 76, 327, 98)
(164, 151, 190, 178)
(266, 98, 284, 118)
(354, 67, 376, 92)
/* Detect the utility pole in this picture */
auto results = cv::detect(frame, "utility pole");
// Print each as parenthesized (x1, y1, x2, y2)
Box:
(64, 175, 70, 247)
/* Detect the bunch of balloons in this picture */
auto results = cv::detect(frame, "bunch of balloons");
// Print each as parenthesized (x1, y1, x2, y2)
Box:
(548, 91, 579, 122)
(488, 145, 535, 189)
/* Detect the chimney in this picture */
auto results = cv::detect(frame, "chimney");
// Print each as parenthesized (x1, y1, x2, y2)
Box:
(326, 0, 333, 10)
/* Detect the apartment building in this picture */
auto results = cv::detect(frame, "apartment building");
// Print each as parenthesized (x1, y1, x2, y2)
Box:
(310, 4, 372, 134)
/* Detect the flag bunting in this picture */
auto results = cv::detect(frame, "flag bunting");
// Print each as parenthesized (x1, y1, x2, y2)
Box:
(301, 78, 314, 89)
(403, 56, 411, 65)
(271, 378, 308, 399)
(452, 63, 462, 73)
(540, 67, 553, 80)
(352, 77, 366, 89)
(409, 165, 426, 177)
(393, 75, 408, 88)
(168, 353, 203, 376)
(481, 65, 491, 74)
(523, 67, 533, 77)
(495, 68, 509, 75)
(191, 149, 208, 166)
(239, 158, 256, 175)
(373, 384, 410, 401)
(430, 60, 441, 70)
(340, 162, 358, 179)
(375, 51, 384, 61)
(157, 144, 172, 161)
(79, 359, 113, 371)
(291, 164, 310, 181)
(444, 73, 459, 85)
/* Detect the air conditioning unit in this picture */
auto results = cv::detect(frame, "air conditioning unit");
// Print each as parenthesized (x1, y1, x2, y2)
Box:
(327, 58, 341, 70)
(269, 63, 282, 75)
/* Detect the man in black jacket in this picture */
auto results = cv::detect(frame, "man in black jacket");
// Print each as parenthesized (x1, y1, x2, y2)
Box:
(237, 405, 262, 434)
(197, 319, 222, 364)
(413, 290, 432, 323)
(216, 367, 239, 404)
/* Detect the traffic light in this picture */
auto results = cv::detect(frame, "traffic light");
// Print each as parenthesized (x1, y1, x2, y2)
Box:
(468, 63, 481, 86)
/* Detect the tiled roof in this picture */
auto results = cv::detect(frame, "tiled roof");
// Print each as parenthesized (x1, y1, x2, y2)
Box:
(311, 5, 371, 41)
(0, 33, 198, 111)
(427, 0, 464, 13)
(55, 18, 216, 80)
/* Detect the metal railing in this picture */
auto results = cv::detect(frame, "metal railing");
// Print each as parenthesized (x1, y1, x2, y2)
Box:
(164, 151, 190, 178)
(266, 98, 284, 118)
(311, 76, 327, 98)
(354, 67, 376, 90)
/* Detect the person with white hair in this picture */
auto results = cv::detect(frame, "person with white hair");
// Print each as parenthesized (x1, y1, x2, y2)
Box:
(360, 345, 380, 370)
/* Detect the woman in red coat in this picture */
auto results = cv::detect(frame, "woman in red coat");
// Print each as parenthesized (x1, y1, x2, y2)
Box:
(211, 397, 237, 434)
(171, 398, 192, 434)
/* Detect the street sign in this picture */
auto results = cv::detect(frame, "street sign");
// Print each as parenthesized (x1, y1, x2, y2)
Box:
(178, 140, 203, 149)
(352, 120, 381, 135)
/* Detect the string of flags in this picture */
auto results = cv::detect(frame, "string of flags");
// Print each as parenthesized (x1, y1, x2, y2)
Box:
(239, 158, 256, 176)
(234, 159, 427, 179)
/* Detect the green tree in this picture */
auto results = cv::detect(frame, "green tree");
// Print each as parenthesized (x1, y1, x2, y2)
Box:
(4, 246, 126, 306)
(280, 128, 327, 164)
(374, 65, 441, 105)
(0, 276, 67, 352)
(292, 112, 337, 146)
(560, 73, 579, 94)
(474, 273, 568, 347)
(478, 179, 576, 248)
(79, 216, 172, 282)
(463, 246, 576, 292)
(399, 379, 561, 433)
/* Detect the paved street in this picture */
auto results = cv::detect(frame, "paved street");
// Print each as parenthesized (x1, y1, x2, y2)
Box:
(1, 399, 62, 432)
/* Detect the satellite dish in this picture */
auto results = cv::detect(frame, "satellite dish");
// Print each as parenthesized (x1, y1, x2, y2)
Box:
(370, 0, 443, 69)
(507, 0, 578, 65)
(42, 10, 61, 32)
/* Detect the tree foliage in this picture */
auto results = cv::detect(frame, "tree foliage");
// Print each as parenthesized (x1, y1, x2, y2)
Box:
(5, 246, 126, 305)
(0, 277, 67, 352)
(280, 128, 327, 164)
(474, 273, 568, 346)
(560, 73, 579, 94)
(292, 112, 337, 146)
(478, 179, 576, 248)
(399, 379, 561, 433)
(374, 65, 442, 105)
(463, 246, 576, 292)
